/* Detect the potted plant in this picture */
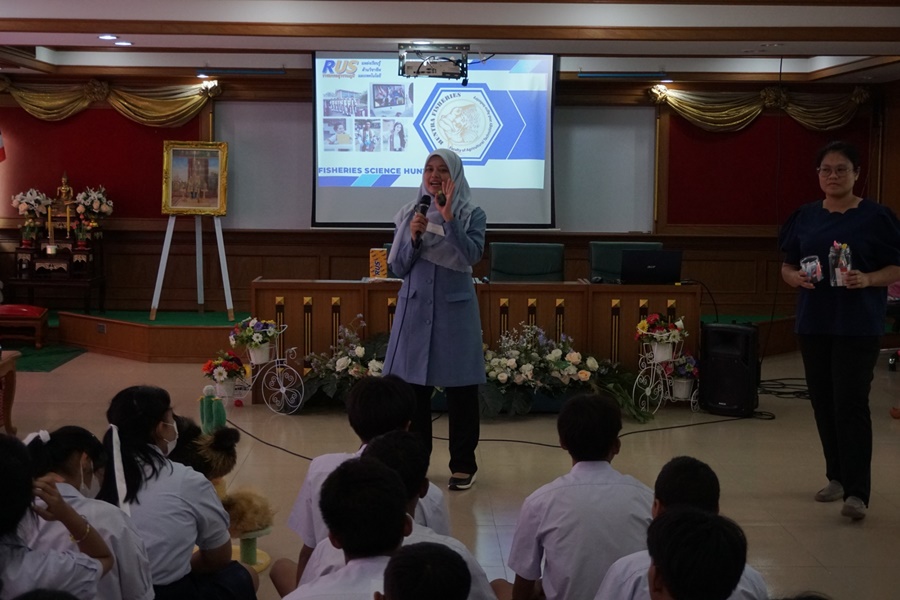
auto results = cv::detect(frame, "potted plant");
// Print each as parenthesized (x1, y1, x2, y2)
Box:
(666, 351, 699, 400)
(302, 316, 387, 406)
(202, 350, 246, 402)
(481, 322, 650, 422)
(229, 317, 280, 364)
(635, 313, 687, 363)
(12, 188, 50, 246)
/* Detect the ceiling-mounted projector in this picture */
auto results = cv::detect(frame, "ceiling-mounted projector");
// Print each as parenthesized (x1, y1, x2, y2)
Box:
(399, 43, 469, 80)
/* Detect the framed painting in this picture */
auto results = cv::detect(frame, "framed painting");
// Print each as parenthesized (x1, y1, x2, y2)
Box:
(161, 140, 228, 215)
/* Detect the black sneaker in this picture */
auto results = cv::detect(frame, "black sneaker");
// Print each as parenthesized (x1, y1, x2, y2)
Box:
(448, 473, 476, 491)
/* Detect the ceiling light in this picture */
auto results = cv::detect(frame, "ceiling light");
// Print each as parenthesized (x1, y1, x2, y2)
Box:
(412, 40, 432, 45)
(98, 34, 118, 41)
(114, 41, 133, 46)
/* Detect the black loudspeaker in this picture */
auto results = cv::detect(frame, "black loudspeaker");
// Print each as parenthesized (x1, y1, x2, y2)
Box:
(699, 323, 759, 417)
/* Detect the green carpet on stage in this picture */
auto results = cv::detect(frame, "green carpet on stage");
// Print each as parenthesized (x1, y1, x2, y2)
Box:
(4, 343, 86, 372)
(58, 310, 250, 327)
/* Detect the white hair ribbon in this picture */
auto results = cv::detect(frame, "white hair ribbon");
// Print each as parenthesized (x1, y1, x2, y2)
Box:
(109, 424, 131, 517)
(23, 430, 51, 445)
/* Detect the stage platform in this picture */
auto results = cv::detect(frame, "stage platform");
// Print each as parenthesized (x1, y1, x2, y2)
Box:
(57, 311, 249, 363)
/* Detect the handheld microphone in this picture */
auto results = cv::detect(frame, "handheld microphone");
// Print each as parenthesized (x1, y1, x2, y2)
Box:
(436, 191, 447, 207)
(412, 194, 431, 249)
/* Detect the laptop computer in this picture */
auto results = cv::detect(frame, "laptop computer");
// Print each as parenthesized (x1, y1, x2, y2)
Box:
(618, 249, 683, 284)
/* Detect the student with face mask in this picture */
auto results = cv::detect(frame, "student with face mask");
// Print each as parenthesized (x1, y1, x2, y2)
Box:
(24, 426, 153, 600)
(98, 386, 258, 600)
(0, 434, 113, 600)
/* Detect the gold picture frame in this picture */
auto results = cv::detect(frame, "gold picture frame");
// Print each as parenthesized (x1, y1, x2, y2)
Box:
(161, 140, 228, 215)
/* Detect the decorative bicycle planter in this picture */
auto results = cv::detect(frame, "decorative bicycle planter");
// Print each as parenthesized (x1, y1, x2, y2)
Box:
(632, 338, 699, 413)
(230, 325, 306, 415)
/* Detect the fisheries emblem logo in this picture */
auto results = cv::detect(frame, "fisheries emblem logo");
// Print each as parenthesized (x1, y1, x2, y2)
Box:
(415, 84, 502, 164)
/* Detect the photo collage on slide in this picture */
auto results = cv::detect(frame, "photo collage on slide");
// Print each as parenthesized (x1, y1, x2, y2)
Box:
(322, 82, 414, 153)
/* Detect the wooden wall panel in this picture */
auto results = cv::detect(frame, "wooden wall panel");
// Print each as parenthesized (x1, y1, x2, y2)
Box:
(1, 229, 798, 317)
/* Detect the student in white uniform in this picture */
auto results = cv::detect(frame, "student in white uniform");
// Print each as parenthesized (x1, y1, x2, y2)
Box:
(272, 375, 451, 596)
(377, 542, 471, 600)
(645, 508, 748, 600)
(299, 431, 497, 600)
(285, 457, 412, 600)
(595, 456, 768, 600)
(0, 434, 113, 600)
(503, 393, 654, 600)
(24, 426, 154, 600)
(97, 385, 257, 600)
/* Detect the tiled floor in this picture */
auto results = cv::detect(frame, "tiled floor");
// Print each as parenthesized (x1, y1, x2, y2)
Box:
(9, 349, 900, 599)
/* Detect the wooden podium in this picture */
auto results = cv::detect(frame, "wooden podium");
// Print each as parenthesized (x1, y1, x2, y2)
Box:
(249, 278, 701, 379)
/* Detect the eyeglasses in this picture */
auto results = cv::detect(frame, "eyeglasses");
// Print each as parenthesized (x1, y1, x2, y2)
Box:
(817, 166, 853, 178)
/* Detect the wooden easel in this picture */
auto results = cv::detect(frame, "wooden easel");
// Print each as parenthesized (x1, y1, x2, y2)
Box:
(149, 215, 234, 321)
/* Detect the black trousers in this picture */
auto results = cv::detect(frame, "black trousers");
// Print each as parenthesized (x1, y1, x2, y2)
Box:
(153, 560, 256, 600)
(798, 334, 880, 505)
(410, 383, 480, 475)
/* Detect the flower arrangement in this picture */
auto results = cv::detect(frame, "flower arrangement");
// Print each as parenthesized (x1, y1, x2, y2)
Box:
(229, 317, 279, 349)
(202, 350, 246, 382)
(303, 316, 387, 404)
(481, 322, 650, 423)
(71, 216, 98, 242)
(74, 186, 113, 220)
(19, 217, 40, 241)
(11, 188, 51, 218)
(665, 351, 699, 380)
(635, 313, 687, 344)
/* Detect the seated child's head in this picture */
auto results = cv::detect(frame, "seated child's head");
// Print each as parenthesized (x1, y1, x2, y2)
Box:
(362, 430, 429, 503)
(0, 434, 33, 537)
(346, 375, 416, 443)
(557, 392, 622, 462)
(654, 455, 720, 514)
(26, 426, 105, 496)
(319, 457, 409, 558)
(378, 542, 471, 600)
(647, 507, 747, 600)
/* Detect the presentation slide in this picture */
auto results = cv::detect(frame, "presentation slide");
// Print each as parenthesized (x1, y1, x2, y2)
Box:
(313, 52, 554, 228)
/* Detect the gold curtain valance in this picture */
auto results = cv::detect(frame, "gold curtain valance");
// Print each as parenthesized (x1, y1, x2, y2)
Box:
(0, 76, 221, 127)
(648, 85, 869, 133)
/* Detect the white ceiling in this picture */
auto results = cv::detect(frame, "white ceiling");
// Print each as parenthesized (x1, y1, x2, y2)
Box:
(2, 1, 900, 83)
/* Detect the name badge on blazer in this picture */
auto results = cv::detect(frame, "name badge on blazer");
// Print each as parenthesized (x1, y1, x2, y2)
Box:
(426, 222, 445, 236)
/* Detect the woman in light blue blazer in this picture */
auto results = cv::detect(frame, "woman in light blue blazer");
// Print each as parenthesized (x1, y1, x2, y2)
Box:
(385, 148, 486, 490)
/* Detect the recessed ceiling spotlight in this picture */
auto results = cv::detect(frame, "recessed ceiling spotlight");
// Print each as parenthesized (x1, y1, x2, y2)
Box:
(114, 41, 133, 46)
(98, 34, 118, 41)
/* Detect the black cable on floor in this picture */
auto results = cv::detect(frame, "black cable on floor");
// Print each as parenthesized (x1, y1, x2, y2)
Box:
(226, 418, 314, 461)
(759, 377, 810, 400)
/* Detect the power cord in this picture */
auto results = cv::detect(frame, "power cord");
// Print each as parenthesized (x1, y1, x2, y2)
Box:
(758, 377, 809, 400)
(226, 418, 314, 461)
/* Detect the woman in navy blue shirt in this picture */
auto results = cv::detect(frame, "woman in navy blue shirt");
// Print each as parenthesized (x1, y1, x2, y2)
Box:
(780, 141, 900, 521)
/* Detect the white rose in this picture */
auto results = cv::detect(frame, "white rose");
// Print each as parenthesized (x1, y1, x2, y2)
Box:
(490, 357, 501, 367)
(550, 348, 563, 359)
(368, 360, 384, 376)
(497, 372, 509, 384)
(565, 351, 581, 365)
(506, 358, 517, 369)
(586, 356, 599, 371)
(355, 345, 365, 358)
(335, 356, 351, 372)
(520, 363, 534, 374)
(510, 350, 520, 358)
(565, 365, 578, 375)
(488, 370, 497, 379)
